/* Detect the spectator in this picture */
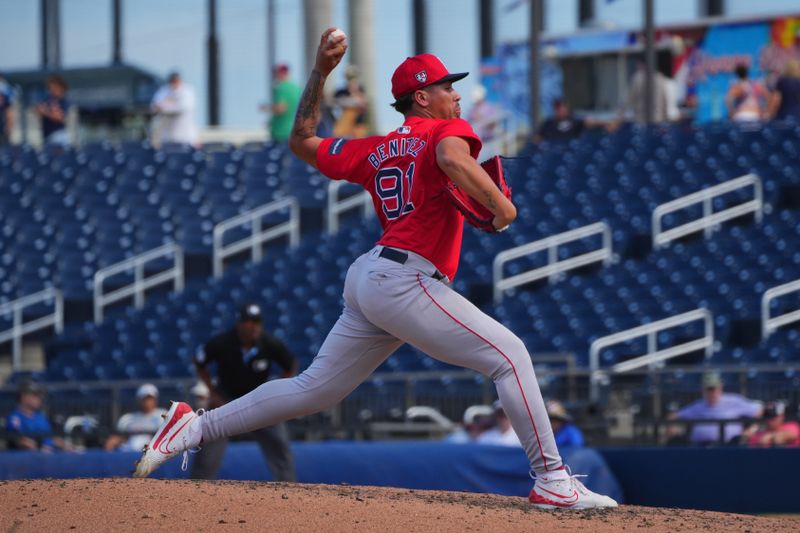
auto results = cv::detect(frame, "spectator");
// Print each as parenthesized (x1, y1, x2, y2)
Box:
(476, 400, 522, 447)
(104, 384, 167, 452)
(673, 371, 762, 445)
(0, 74, 14, 145)
(546, 400, 584, 448)
(190, 380, 211, 410)
(445, 404, 494, 443)
(263, 64, 301, 143)
(537, 99, 586, 142)
(467, 85, 501, 153)
(36, 75, 70, 146)
(619, 62, 670, 124)
(333, 65, 369, 138)
(191, 302, 298, 481)
(150, 71, 198, 146)
(4, 381, 68, 452)
(746, 401, 800, 448)
(767, 59, 800, 122)
(726, 63, 767, 122)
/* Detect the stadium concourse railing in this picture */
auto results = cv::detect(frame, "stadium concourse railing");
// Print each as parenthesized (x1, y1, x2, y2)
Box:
(212, 197, 300, 277)
(589, 308, 715, 401)
(93, 243, 184, 324)
(3, 362, 799, 446)
(326, 180, 372, 234)
(652, 173, 763, 249)
(492, 222, 613, 303)
(762, 278, 800, 339)
(0, 288, 63, 371)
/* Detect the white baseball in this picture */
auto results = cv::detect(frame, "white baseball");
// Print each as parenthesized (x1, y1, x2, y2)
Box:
(328, 29, 347, 44)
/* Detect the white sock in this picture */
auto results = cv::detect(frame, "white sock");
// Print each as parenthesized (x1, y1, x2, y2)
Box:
(537, 468, 570, 482)
(187, 415, 204, 448)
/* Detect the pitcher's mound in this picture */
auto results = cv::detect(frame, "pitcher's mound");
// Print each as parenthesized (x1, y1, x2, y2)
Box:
(1, 479, 798, 532)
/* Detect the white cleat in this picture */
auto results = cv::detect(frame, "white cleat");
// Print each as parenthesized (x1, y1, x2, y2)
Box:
(529, 470, 618, 510)
(133, 401, 202, 478)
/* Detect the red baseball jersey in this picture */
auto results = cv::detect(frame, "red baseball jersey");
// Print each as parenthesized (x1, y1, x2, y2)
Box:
(317, 116, 482, 280)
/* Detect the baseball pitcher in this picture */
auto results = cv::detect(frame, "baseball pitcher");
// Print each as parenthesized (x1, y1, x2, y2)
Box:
(134, 28, 617, 510)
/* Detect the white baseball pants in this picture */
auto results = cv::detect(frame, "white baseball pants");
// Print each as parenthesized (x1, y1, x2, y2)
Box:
(201, 246, 563, 474)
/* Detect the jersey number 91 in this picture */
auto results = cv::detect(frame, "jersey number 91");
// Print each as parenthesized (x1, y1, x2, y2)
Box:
(375, 163, 416, 221)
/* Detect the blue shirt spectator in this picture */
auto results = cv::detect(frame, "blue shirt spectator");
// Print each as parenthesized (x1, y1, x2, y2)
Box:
(547, 400, 585, 448)
(675, 372, 762, 444)
(4, 381, 56, 451)
(554, 423, 585, 448)
(5, 408, 55, 450)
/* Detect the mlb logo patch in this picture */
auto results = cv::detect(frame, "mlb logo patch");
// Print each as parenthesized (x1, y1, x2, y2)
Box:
(396, 126, 411, 134)
(415, 71, 427, 83)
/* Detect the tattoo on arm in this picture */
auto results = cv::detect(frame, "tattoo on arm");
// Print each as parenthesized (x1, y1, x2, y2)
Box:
(292, 69, 325, 140)
(483, 190, 498, 211)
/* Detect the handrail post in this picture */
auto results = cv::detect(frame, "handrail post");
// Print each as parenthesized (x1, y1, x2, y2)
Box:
(0, 288, 64, 371)
(326, 182, 337, 235)
(134, 261, 144, 309)
(13, 306, 22, 370)
(703, 197, 712, 238)
(547, 243, 557, 283)
(647, 331, 656, 366)
(762, 278, 800, 339)
(652, 174, 762, 249)
(213, 227, 223, 278)
(175, 248, 184, 292)
(602, 224, 612, 265)
(494, 222, 612, 303)
(290, 201, 300, 246)
(55, 291, 64, 333)
(326, 181, 371, 235)
(93, 243, 183, 324)
(754, 179, 763, 223)
(94, 272, 103, 323)
(652, 209, 661, 249)
(589, 309, 714, 401)
(253, 217, 263, 263)
(212, 198, 300, 277)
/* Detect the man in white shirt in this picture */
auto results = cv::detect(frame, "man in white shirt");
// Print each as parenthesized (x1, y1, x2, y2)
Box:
(105, 384, 168, 452)
(151, 71, 198, 146)
(477, 400, 522, 447)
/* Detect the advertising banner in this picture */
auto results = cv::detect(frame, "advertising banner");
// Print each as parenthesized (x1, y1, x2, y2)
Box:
(685, 17, 800, 123)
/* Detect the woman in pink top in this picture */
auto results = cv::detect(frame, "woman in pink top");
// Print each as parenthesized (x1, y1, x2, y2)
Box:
(747, 401, 800, 447)
(726, 64, 767, 122)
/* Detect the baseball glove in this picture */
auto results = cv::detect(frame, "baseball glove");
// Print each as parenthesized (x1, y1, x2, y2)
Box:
(444, 156, 512, 233)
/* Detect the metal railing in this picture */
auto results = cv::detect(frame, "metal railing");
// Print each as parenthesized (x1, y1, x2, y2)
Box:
(652, 173, 763, 249)
(94, 243, 184, 324)
(492, 222, 612, 303)
(212, 197, 300, 277)
(0, 288, 63, 370)
(589, 308, 714, 400)
(3, 362, 796, 445)
(762, 278, 800, 339)
(326, 180, 372, 234)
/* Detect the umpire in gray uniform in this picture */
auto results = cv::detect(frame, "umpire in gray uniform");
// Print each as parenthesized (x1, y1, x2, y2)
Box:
(191, 303, 298, 481)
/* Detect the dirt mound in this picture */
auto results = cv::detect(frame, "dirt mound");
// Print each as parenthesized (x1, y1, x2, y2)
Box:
(1, 479, 797, 532)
